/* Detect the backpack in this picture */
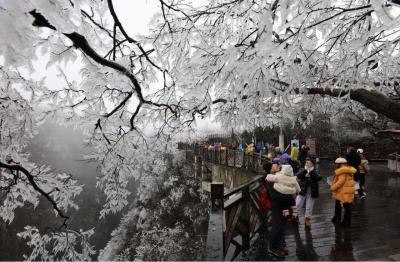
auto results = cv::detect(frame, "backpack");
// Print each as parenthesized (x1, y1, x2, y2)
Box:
(260, 184, 272, 211)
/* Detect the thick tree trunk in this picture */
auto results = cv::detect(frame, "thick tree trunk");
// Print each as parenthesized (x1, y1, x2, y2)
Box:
(307, 88, 400, 124)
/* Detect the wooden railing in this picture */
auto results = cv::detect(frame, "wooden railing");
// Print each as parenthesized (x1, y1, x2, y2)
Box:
(206, 176, 270, 261)
(178, 143, 271, 260)
(177, 142, 268, 172)
(388, 152, 400, 172)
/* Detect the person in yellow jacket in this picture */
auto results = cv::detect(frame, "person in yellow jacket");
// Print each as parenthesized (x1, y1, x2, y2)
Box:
(290, 143, 299, 161)
(330, 157, 356, 227)
(245, 143, 255, 154)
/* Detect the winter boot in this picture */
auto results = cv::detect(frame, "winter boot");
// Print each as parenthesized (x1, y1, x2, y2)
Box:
(305, 217, 311, 228)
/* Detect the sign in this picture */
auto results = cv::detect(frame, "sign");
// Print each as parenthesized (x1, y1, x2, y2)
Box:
(306, 138, 317, 156)
(291, 139, 299, 148)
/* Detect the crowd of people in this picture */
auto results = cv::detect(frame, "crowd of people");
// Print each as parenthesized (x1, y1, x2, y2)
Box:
(260, 145, 369, 258)
(201, 140, 311, 164)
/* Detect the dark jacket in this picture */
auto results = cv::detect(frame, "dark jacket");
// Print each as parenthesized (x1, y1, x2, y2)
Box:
(296, 168, 322, 198)
(266, 181, 295, 210)
(289, 158, 301, 174)
(346, 150, 361, 172)
(298, 147, 309, 166)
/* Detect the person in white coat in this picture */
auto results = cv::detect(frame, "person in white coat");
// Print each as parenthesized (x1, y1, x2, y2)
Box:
(266, 165, 301, 217)
(267, 165, 301, 196)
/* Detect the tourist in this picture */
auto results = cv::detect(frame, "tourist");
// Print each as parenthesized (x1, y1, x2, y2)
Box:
(273, 149, 290, 165)
(245, 142, 255, 155)
(295, 158, 322, 228)
(266, 164, 301, 257)
(291, 142, 299, 161)
(346, 147, 362, 197)
(261, 162, 274, 212)
(280, 150, 290, 164)
(331, 158, 356, 227)
(231, 142, 237, 150)
(358, 149, 369, 198)
(299, 145, 310, 167)
(289, 158, 301, 174)
(256, 141, 263, 153)
(274, 146, 281, 158)
(269, 145, 273, 159)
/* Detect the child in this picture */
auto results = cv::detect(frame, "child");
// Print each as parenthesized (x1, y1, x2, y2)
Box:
(331, 158, 356, 227)
(266, 164, 301, 218)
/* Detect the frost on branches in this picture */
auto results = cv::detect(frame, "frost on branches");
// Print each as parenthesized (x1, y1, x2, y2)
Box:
(99, 155, 209, 261)
(17, 226, 96, 261)
(0, 67, 92, 259)
(1, 0, 199, 259)
(1, 0, 400, 260)
(149, 0, 400, 127)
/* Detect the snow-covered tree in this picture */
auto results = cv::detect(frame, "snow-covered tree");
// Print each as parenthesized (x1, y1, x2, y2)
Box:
(99, 155, 209, 261)
(0, 0, 201, 258)
(149, 0, 400, 128)
(2, 0, 400, 260)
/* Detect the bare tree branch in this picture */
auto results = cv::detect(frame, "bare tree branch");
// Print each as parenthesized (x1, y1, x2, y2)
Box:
(0, 161, 69, 221)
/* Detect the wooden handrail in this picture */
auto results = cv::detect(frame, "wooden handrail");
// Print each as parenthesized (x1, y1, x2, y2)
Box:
(224, 193, 242, 209)
(224, 177, 263, 209)
(224, 175, 264, 199)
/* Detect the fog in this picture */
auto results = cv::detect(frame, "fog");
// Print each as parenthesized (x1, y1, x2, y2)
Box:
(0, 122, 137, 260)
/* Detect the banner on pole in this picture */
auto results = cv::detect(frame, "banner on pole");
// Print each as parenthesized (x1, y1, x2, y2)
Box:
(291, 139, 299, 148)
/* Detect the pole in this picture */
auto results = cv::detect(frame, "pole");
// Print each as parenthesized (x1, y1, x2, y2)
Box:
(279, 124, 284, 151)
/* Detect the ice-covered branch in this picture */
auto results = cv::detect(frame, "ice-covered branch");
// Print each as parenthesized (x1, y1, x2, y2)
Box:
(0, 161, 69, 221)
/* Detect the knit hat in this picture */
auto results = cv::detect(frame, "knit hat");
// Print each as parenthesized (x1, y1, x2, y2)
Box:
(335, 157, 347, 164)
(272, 157, 281, 164)
(280, 164, 294, 177)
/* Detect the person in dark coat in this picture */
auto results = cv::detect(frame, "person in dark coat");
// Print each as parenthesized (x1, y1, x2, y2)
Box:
(289, 158, 301, 174)
(346, 147, 361, 170)
(298, 145, 310, 167)
(295, 158, 322, 228)
(264, 162, 293, 257)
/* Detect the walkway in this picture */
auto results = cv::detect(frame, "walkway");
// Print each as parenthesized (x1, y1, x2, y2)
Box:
(241, 162, 400, 261)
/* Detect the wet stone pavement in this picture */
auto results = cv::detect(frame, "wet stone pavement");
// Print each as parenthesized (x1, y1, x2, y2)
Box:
(240, 162, 400, 261)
